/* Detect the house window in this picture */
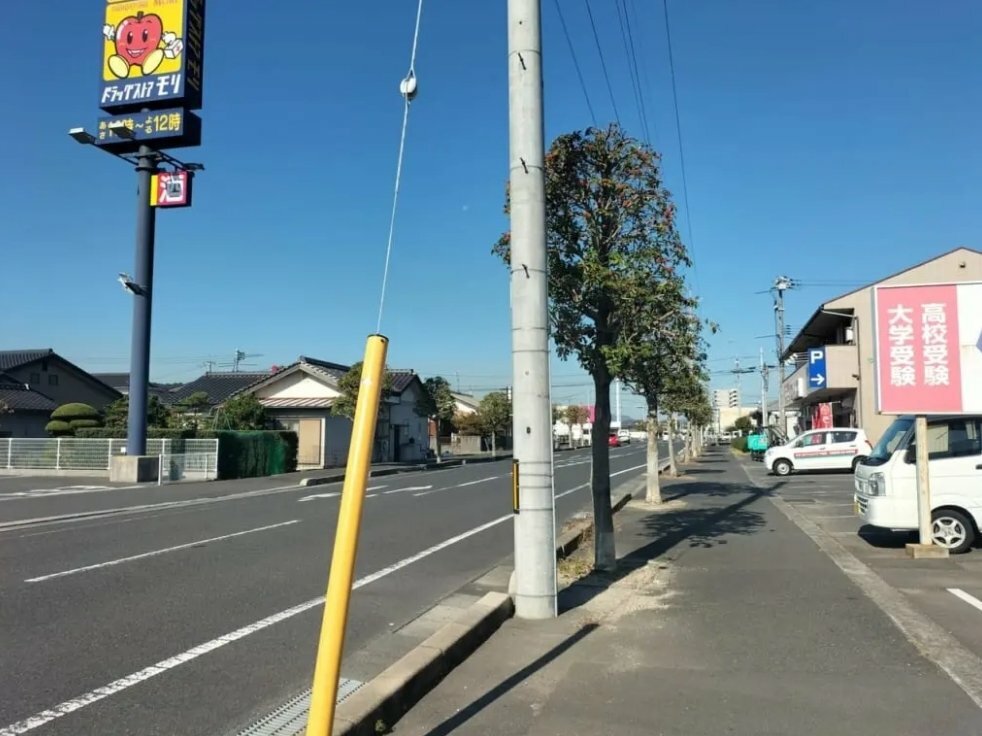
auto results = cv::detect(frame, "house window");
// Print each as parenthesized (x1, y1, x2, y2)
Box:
(29, 372, 40, 384)
(48, 374, 59, 386)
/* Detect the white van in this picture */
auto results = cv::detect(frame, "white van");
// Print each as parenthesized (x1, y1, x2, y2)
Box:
(855, 415, 982, 554)
(764, 427, 871, 476)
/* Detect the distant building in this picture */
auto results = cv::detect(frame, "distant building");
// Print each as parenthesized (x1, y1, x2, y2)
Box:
(712, 388, 740, 409)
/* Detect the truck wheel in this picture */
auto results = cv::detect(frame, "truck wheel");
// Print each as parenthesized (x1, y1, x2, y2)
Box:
(931, 509, 975, 554)
(773, 459, 792, 476)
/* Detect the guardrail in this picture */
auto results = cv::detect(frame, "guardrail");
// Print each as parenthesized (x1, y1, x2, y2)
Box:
(0, 438, 218, 480)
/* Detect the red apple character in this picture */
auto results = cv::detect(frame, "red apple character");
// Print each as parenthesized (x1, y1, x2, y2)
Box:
(106, 12, 169, 78)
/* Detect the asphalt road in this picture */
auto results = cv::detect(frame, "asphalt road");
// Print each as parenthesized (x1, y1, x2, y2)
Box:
(0, 443, 654, 736)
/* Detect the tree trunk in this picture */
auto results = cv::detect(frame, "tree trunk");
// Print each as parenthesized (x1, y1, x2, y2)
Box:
(645, 397, 661, 504)
(434, 418, 442, 463)
(490, 431, 496, 457)
(666, 414, 678, 476)
(591, 369, 616, 571)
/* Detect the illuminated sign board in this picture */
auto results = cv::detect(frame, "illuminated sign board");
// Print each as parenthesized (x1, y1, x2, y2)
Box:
(94, 107, 202, 152)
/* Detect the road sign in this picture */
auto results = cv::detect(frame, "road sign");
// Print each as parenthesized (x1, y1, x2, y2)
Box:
(874, 282, 982, 414)
(93, 108, 202, 153)
(150, 170, 193, 208)
(807, 347, 827, 389)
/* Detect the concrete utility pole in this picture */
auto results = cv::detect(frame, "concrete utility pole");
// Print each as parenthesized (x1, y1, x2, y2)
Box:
(507, 0, 557, 619)
(759, 346, 766, 427)
(126, 144, 158, 457)
(774, 276, 793, 436)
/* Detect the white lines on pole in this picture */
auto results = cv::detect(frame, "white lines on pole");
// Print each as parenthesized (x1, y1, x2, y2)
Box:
(24, 520, 300, 583)
(415, 477, 500, 497)
(0, 513, 513, 736)
(298, 492, 340, 503)
(949, 588, 982, 615)
(382, 485, 432, 495)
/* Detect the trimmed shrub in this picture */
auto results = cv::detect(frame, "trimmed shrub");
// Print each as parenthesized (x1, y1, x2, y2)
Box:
(75, 427, 197, 440)
(731, 436, 748, 453)
(198, 430, 299, 478)
(51, 403, 101, 421)
(45, 420, 72, 436)
(70, 418, 102, 431)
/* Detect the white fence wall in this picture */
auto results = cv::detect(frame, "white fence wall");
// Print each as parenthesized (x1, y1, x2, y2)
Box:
(0, 438, 218, 480)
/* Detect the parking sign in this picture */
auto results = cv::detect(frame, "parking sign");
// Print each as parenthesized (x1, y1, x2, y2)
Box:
(807, 347, 826, 389)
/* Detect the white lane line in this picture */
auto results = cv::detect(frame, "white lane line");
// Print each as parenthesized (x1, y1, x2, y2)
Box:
(0, 513, 514, 736)
(366, 485, 387, 492)
(554, 463, 646, 500)
(949, 588, 982, 615)
(414, 477, 500, 497)
(24, 520, 301, 583)
(383, 485, 432, 495)
(298, 493, 340, 503)
(1, 483, 310, 531)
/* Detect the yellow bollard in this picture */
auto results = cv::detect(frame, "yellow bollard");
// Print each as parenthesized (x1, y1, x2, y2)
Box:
(306, 334, 388, 736)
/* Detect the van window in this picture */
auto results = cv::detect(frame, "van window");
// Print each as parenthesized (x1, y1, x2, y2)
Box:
(866, 418, 914, 465)
(925, 419, 982, 460)
(831, 431, 857, 444)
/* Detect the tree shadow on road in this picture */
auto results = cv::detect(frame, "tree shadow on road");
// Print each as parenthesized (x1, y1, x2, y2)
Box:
(559, 484, 780, 613)
(408, 623, 598, 736)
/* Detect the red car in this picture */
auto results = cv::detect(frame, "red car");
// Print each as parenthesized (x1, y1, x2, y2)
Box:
(608, 433, 621, 447)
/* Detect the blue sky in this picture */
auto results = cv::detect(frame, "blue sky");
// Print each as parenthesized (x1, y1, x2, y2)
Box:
(2, 1, 980, 420)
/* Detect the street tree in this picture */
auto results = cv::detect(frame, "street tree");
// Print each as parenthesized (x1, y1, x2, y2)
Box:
(419, 376, 456, 461)
(331, 362, 393, 420)
(733, 415, 754, 434)
(496, 125, 692, 569)
(477, 391, 511, 456)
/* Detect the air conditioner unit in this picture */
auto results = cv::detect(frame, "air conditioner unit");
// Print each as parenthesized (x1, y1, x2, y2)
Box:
(845, 327, 855, 343)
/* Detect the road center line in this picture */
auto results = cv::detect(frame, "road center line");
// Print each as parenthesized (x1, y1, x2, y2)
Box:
(949, 588, 982, 615)
(414, 477, 500, 497)
(0, 513, 514, 736)
(24, 520, 301, 583)
(298, 493, 340, 503)
(383, 485, 432, 495)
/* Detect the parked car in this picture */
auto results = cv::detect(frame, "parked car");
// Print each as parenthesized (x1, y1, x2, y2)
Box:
(608, 432, 621, 448)
(764, 427, 871, 476)
(855, 415, 982, 554)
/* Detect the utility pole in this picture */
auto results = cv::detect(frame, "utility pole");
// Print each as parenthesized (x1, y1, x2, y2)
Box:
(508, 0, 556, 619)
(125, 144, 158, 457)
(774, 276, 793, 436)
(734, 356, 742, 406)
(759, 346, 767, 427)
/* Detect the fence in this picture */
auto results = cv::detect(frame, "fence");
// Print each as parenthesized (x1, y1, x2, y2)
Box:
(0, 438, 218, 480)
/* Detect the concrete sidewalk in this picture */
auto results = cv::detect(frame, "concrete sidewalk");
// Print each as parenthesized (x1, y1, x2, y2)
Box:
(391, 450, 982, 736)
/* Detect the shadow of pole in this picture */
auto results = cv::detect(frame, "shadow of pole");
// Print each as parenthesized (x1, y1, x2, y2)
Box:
(416, 623, 599, 736)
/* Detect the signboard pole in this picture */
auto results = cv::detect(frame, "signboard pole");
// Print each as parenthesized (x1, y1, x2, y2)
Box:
(914, 415, 932, 545)
(125, 144, 158, 457)
(906, 415, 948, 558)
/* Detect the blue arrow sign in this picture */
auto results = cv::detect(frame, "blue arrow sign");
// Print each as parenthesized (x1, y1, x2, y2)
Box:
(807, 347, 827, 389)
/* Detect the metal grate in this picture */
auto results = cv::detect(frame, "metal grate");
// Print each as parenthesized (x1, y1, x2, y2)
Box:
(233, 679, 363, 736)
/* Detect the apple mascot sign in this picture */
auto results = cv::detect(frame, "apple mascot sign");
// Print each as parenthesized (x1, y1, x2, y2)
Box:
(100, 0, 205, 113)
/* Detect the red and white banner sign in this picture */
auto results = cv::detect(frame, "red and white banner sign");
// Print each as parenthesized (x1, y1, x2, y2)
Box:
(875, 282, 982, 414)
(812, 402, 833, 429)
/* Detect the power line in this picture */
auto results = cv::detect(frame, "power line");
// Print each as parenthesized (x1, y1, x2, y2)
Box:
(551, 0, 597, 127)
(661, 0, 699, 294)
(583, 0, 620, 125)
(626, 0, 659, 147)
(614, 0, 650, 144)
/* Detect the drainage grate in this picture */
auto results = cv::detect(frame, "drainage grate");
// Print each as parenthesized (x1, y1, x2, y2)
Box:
(234, 678, 364, 736)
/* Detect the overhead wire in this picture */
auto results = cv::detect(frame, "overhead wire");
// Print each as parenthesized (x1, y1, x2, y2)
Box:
(661, 0, 700, 296)
(614, 0, 651, 144)
(551, 0, 597, 127)
(583, 0, 621, 125)
(376, 0, 424, 334)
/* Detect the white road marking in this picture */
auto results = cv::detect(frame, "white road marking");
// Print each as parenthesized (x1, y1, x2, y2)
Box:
(25, 520, 300, 583)
(0, 512, 515, 736)
(0, 482, 309, 531)
(949, 588, 982, 615)
(0, 484, 140, 501)
(366, 485, 386, 491)
(298, 493, 340, 503)
(414, 477, 499, 497)
(383, 485, 432, 495)
(554, 463, 646, 500)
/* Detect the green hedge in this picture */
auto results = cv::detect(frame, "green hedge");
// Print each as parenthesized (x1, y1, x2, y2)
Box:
(75, 427, 197, 440)
(198, 430, 298, 478)
(731, 436, 748, 453)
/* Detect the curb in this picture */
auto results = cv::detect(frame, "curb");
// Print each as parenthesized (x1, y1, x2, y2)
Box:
(332, 592, 514, 736)
(299, 454, 514, 488)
